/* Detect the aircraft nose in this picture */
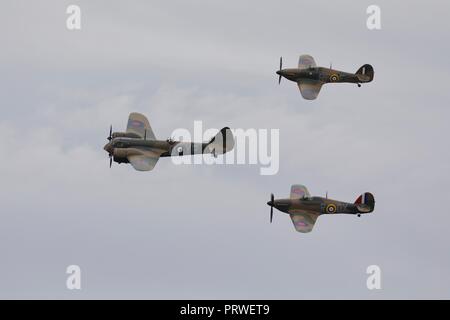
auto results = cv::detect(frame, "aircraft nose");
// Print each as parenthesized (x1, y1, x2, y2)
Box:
(104, 143, 112, 153)
(276, 70, 281, 75)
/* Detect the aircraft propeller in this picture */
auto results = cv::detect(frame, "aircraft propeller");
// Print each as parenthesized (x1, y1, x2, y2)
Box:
(269, 193, 274, 223)
(107, 125, 113, 141)
(106, 125, 113, 167)
(278, 57, 283, 84)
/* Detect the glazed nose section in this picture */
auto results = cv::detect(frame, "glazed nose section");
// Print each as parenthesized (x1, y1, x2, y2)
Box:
(104, 142, 112, 154)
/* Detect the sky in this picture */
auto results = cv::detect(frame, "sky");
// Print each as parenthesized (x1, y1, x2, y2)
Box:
(0, 0, 449, 299)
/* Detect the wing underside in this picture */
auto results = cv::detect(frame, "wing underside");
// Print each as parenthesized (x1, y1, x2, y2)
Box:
(290, 184, 311, 199)
(126, 112, 156, 140)
(298, 54, 316, 69)
(289, 212, 318, 233)
(127, 148, 163, 171)
(297, 80, 323, 100)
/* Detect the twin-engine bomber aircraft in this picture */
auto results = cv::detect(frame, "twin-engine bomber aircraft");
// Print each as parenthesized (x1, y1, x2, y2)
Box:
(267, 185, 375, 233)
(103, 112, 235, 171)
(276, 54, 374, 100)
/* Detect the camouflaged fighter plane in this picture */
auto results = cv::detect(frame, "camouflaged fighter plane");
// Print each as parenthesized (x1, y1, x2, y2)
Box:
(267, 185, 375, 233)
(103, 112, 235, 171)
(276, 54, 374, 100)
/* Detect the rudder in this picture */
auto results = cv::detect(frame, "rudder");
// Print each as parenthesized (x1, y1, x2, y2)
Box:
(355, 64, 374, 82)
(204, 127, 235, 156)
(354, 192, 375, 213)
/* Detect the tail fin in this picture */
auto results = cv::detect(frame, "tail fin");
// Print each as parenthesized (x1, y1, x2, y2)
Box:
(204, 127, 235, 157)
(354, 192, 375, 213)
(355, 64, 374, 82)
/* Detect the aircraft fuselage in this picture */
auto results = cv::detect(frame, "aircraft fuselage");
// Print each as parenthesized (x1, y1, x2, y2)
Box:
(277, 67, 365, 84)
(270, 196, 360, 215)
(104, 137, 209, 164)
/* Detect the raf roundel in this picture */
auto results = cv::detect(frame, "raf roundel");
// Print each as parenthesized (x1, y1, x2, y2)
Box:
(326, 204, 337, 214)
(330, 74, 339, 82)
(130, 120, 145, 128)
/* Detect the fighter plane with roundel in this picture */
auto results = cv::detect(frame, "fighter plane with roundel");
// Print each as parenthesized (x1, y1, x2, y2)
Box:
(267, 185, 375, 233)
(276, 54, 374, 100)
(103, 112, 235, 171)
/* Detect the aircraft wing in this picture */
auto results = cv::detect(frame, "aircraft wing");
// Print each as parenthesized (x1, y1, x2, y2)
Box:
(290, 212, 318, 233)
(298, 54, 316, 69)
(290, 184, 311, 199)
(297, 80, 323, 100)
(126, 112, 156, 140)
(127, 148, 163, 171)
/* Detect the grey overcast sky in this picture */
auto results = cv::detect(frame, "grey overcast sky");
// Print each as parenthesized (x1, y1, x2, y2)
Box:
(1, 0, 449, 299)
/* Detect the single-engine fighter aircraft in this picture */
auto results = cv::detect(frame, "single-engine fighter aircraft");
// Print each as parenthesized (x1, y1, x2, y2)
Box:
(103, 112, 235, 171)
(267, 185, 375, 233)
(276, 54, 374, 100)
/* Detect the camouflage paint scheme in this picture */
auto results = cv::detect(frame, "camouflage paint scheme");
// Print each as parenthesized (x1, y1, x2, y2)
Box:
(276, 55, 374, 100)
(267, 185, 375, 233)
(103, 112, 235, 171)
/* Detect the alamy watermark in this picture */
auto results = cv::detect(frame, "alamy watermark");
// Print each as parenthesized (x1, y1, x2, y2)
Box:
(66, 5, 81, 30)
(366, 5, 381, 30)
(170, 121, 279, 176)
(66, 265, 81, 290)
(366, 265, 382, 290)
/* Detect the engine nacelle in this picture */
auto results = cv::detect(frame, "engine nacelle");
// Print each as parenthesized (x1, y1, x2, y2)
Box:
(113, 148, 143, 163)
(113, 148, 130, 163)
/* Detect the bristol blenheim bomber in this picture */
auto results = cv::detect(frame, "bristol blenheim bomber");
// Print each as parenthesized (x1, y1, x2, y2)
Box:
(276, 54, 374, 100)
(103, 112, 235, 171)
(267, 185, 375, 233)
